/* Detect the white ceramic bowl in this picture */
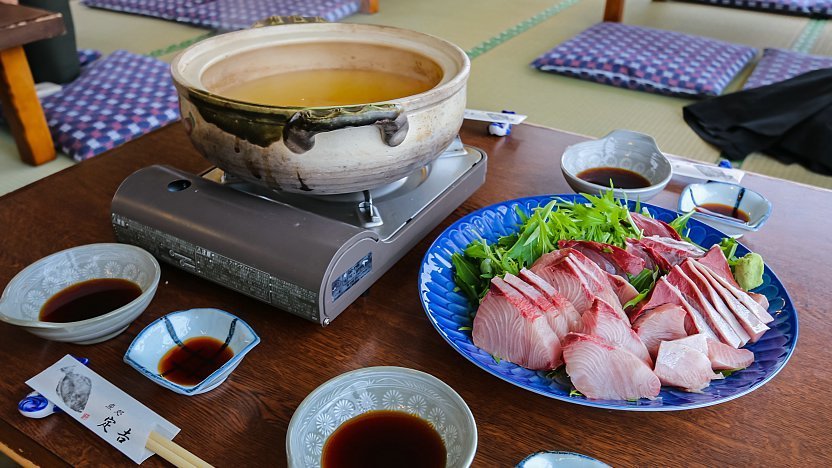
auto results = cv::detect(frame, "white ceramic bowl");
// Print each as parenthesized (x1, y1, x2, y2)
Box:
(124, 308, 259, 395)
(678, 182, 772, 236)
(561, 130, 672, 201)
(0, 243, 160, 344)
(286, 366, 477, 468)
(517, 451, 611, 468)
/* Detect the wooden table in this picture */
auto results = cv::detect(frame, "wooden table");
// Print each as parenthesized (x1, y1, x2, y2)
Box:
(0, 3, 65, 166)
(0, 120, 829, 466)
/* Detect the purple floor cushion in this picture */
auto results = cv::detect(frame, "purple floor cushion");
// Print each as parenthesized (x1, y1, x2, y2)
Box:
(744, 48, 832, 89)
(679, 0, 831, 18)
(532, 22, 757, 98)
(186, 0, 362, 30)
(80, 0, 213, 21)
(80, 0, 361, 28)
(41, 50, 181, 161)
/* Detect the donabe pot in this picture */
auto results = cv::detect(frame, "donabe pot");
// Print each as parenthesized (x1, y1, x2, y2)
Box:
(171, 22, 469, 194)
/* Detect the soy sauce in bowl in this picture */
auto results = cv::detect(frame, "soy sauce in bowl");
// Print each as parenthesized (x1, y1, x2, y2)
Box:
(577, 167, 651, 189)
(39, 278, 143, 323)
(158, 336, 235, 386)
(322, 410, 446, 468)
(698, 203, 751, 223)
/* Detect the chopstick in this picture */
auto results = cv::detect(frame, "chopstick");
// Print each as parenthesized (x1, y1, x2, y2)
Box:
(146, 431, 214, 468)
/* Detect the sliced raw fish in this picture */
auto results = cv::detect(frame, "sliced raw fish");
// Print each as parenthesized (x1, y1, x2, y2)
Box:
(605, 272, 639, 307)
(693, 261, 774, 324)
(625, 239, 658, 271)
(472, 277, 562, 370)
(654, 338, 722, 393)
(697, 245, 740, 289)
(634, 236, 706, 270)
(692, 261, 770, 342)
(633, 303, 688, 358)
(529, 249, 624, 318)
(630, 277, 718, 341)
(749, 292, 770, 311)
(562, 333, 661, 400)
(503, 273, 569, 341)
(692, 262, 771, 341)
(561, 251, 629, 319)
(530, 255, 595, 315)
(581, 298, 652, 366)
(707, 339, 755, 370)
(670, 333, 709, 354)
(666, 267, 743, 348)
(680, 260, 751, 346)
(630, 212, 682, 241)
(557, 239, 646, 276)
(518, 268, 582, 333)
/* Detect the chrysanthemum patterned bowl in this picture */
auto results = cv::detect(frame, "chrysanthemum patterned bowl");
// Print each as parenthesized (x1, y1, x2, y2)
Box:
(517, 451, 611, 468)
(286, 366, 477, 468)
(561, 129, 672, 201)
(0, 243, 160, 344)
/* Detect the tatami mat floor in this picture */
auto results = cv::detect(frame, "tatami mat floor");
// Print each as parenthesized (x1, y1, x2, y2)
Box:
(0, 0, 830, 198)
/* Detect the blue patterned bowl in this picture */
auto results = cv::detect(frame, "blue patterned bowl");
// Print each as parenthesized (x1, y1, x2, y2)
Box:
(418, 194, 798, 411)
(124, 308, 259, 395)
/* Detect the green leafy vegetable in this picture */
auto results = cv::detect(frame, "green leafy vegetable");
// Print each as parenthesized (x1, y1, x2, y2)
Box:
(719, 237, 740, 264)
(669, 209, 695, 242)
(451, 192, 643, 305)
(624, 268, 660, 309)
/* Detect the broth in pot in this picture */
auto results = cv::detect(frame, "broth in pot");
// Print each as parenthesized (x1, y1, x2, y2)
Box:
(220, 69, 436, 107)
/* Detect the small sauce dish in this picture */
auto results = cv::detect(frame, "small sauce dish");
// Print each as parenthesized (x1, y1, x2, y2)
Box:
(678, 182, 772, 236)
(124, 308, 259, 395)
(561, 130, 672, 202)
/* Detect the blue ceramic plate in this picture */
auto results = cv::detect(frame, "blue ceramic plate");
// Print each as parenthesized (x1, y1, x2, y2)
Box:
(418, 195, 798, 411)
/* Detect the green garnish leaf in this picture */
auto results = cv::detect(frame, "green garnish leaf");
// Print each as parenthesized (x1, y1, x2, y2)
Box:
(669, 209, 695, 241)
(624, 268, 659, 309)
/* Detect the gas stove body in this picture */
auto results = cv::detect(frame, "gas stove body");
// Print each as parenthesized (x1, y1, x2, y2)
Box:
(111, 145, 485, 325)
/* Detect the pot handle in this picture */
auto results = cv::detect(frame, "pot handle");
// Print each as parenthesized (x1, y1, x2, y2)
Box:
(283, 104, 410, 154)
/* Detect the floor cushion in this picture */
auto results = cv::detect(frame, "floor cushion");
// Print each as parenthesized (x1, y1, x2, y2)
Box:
(743, 48, 832, 89)
(40, 50, 181, 161)
(80, 0, 213, 21)
(185, 0, 362, 30)
(531, 22, 757, 98)
(679, 0, 831, 19)
(80, 0, 361, 28)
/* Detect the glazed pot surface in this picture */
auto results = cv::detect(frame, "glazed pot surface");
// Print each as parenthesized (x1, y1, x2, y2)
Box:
(171, 23, 470, 194)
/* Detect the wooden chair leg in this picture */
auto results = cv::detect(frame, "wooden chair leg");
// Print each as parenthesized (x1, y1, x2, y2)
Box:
(603, 0, 625, 22)
(0, 46, 56, 166)
(361, 0, 379, 14)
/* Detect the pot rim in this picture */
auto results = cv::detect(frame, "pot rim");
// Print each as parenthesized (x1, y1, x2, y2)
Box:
(170, 22, 470, 113)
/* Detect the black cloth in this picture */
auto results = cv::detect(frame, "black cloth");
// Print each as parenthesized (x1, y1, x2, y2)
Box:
(683, 68, 832, 176)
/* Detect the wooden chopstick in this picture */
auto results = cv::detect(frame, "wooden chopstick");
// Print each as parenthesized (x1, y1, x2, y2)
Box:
(146, 431, 214, 468)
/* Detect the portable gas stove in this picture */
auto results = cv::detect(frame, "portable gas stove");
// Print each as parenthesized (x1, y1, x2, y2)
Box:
(111, 139, 486, 325)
